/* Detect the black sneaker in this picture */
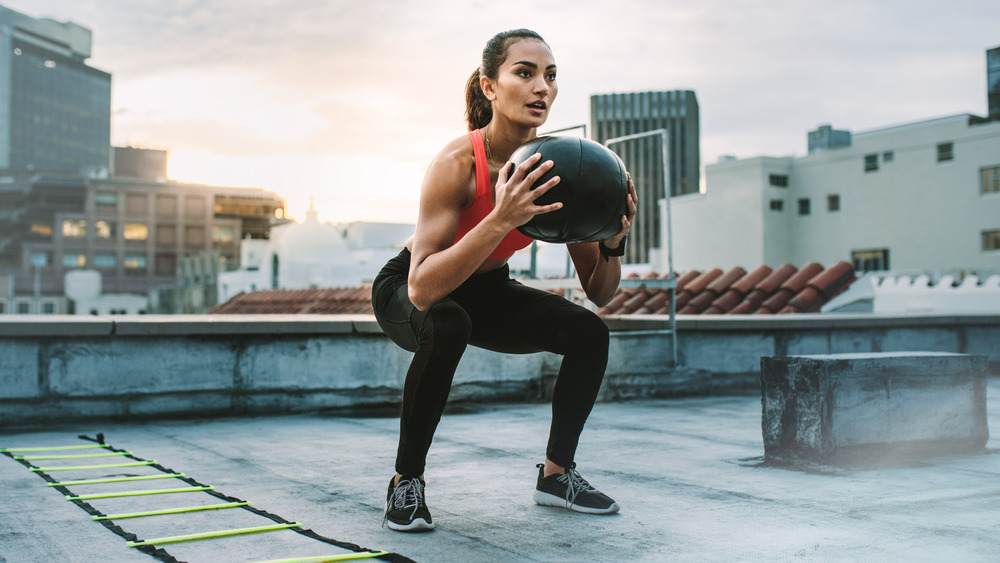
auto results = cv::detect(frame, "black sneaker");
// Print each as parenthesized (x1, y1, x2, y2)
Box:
(383, 476, 434, 532)
(534, 463, 620, 514)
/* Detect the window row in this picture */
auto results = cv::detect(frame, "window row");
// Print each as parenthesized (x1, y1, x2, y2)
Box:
(863, 143, 952, 173)
(27, 251, 178, 275)
(95, 192, 207, 217)
(53, 220, 235, 244)
(769, 195, 840, 214)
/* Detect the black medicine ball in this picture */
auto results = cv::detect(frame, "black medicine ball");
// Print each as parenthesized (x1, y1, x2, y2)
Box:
(510, 136, 629, 243)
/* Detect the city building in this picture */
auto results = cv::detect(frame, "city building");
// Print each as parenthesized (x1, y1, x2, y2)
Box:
(988, 44, 999, 118)
(666, 114, 1000, 275)
(591, 90, 700, 264)
(216, 200, 414, 305)
(1, 147, 285, 314)
(663, 45, 1000, 278)
(0, 5, 111, 176)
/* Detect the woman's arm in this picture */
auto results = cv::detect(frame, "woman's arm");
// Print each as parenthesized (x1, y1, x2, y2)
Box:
(567, 175, 638, 307)
(407, 140, 562, 311)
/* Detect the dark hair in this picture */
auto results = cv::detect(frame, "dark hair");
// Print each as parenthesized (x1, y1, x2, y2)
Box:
(465, 28, 547, 131)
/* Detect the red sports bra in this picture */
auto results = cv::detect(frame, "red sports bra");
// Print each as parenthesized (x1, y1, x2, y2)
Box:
(453, 129, 534, 260)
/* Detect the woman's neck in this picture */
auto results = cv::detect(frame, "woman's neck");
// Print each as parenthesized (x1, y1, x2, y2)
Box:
(482, 120, 537, 165)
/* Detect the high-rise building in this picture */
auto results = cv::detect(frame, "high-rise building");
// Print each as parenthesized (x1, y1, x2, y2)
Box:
(591, 90, 700, 264)
(0, 5, 111, 175)
(988, 44, 1000, 119)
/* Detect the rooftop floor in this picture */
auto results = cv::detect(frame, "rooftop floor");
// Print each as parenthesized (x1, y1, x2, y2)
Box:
(2, 378, 998, 562)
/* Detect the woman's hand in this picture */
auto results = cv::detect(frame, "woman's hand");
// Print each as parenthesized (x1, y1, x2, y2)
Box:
(602, 172, 638, 249)
(491, 153, 563, 229)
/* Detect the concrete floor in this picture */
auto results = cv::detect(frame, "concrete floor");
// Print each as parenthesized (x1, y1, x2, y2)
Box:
(2, 378, 998, 563)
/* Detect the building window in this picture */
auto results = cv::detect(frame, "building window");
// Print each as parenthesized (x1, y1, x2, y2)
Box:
(95, 220, 116, 239)
(769, 174, 788, 187)
(42, 302, 56, 314)
(62, 253, 87, 268)
(29, 251, 50, 267)
(126, 193, 148, 215)
(124, 222, 148, 241)
(156, 253, 177, 276)
(212, 225, 235, 244)
(798, 198, 811, 216)
(17, 302, 29, 314)
(94, 253, 116, 269)
(29, 223, 53, 238)
(827, 194, 840, 212)
(156, 194, 178, 216)
(864, 154, 878, 172)
(157, 224, 177, 245)
(852, 249, 890, 272)
(769, 199, 784, 211)
(882, 151, 894, 162)
(983, 229, 1000, 251)
(186, 226, 205, 247)
(982, 165, 1000, 194)
(937, 142, 954, 162)
(124, 254, 147, 271)
(185, 196, 206, 217)
(62, 219, 87, 238)
(95, 191, 118, 210)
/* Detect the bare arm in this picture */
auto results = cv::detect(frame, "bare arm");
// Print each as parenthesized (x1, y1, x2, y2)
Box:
(568, 174, 638, 307)
(407, 140, 562, 311)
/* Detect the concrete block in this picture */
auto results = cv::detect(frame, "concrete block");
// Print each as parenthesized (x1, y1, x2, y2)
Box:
(761, 352, 989, 465)
(0, 341, 40, 399)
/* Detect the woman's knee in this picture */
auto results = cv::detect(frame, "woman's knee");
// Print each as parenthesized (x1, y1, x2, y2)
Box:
(416, 300, 473, 349)
(555, 306, 609, 352)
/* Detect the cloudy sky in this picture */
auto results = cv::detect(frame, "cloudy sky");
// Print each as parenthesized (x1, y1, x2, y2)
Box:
(7, 0, 999, 223)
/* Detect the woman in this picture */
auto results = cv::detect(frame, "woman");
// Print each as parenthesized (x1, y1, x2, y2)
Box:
(372, 28, 637, 532)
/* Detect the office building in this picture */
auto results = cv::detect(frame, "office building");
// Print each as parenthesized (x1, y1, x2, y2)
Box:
(668, 114, 1000, 274)
(591, 90, 700, 264)
(0, 5, 111, 176)
(988, 44, 1000, 118)
(0, 157, 286, 313)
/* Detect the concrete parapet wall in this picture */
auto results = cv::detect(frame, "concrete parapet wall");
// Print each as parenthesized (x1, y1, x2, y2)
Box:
(1, 313, 998, 425)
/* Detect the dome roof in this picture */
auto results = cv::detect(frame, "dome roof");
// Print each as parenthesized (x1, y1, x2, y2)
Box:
(267, 199, 350, 265)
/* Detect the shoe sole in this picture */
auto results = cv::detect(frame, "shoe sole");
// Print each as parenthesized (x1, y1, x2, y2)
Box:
(386, 517, 435, 532)
(533, 490, 621, 514)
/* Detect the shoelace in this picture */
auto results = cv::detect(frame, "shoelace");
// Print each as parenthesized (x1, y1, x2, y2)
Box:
(556, 464, 597, 506)
(383, 478, 425, 527)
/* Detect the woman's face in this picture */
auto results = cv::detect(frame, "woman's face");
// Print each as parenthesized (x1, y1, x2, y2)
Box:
(485, 38, 558, 128)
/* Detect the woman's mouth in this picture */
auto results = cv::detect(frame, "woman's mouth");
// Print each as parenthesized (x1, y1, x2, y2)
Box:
(527, 101, 547, 113)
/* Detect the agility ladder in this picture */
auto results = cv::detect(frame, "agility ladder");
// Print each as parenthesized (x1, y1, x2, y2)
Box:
(2, 433, 415, 563)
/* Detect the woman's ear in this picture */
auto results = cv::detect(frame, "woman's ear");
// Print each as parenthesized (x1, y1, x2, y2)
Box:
(480, 75, 497, 102)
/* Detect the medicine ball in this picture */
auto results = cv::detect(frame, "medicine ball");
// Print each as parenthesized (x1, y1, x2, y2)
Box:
(510, 136, 629, 243)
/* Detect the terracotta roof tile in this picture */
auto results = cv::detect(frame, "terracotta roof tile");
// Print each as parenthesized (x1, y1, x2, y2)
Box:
(605, 261, 858, 316)
(211, 261, 858, 317)
(210, 287, 374, 315)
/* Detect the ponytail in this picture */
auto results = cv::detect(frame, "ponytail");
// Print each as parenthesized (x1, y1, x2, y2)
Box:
(465, 67, 492, 131)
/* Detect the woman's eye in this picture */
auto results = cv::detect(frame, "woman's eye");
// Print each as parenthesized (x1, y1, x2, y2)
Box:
(547, 73, 557, 81)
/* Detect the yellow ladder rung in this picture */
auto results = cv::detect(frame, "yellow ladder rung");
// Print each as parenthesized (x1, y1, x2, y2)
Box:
(67, 486, 213, 501)
(127, 522, 302, 547)
(16, 452, 131, 461)
(252, 552, 390, 563)
(33, 461, 157, 472)
(93, 501, 250, 521)
(50, 473, 184, 487)
(1, 444, 108, 453)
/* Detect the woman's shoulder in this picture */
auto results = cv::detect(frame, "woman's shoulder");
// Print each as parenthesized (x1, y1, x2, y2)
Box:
(424, 132, 477, 183)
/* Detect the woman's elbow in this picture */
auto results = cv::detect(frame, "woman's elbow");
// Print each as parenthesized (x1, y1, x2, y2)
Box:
(407, 285, 434, 312)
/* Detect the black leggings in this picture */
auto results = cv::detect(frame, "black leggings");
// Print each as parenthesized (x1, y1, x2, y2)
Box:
(371, 248, 609, 476)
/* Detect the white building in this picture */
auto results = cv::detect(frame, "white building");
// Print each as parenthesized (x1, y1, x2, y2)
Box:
(664, 114, 1000, 276)
(217, 202, 415, 303)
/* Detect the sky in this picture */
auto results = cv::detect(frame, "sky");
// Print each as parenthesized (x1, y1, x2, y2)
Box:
(6, 0, 1000, 224)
